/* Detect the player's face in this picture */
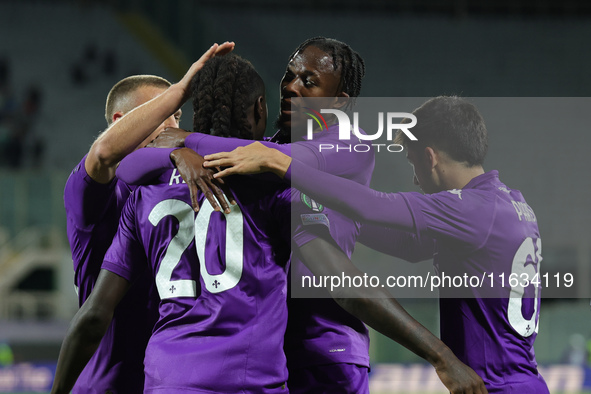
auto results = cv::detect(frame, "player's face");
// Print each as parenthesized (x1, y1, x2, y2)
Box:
(406, 146, 437, 194)
(131, 86, 182, 149)
(277, 45, 344, 136)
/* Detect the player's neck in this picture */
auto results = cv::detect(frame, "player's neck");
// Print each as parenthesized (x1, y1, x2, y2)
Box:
(437, 162, 485, 191)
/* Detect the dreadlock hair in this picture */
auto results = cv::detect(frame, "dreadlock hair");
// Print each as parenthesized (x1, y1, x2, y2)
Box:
(191, 54, 265, 139)
(289, 36, 365, 98)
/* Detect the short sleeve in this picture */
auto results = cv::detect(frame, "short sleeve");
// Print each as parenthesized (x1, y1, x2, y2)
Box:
(116, 147, 177, 185)
(64, 156, 118, 229)
(102, 193, 147, 282)
(289, 189, 334, 249)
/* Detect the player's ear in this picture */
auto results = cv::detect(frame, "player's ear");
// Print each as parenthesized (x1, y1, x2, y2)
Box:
(333, 91, 350, 110)
(254, 95, 265, 125)
(112, 111, 125, 124)
(424, 146, 438, 169)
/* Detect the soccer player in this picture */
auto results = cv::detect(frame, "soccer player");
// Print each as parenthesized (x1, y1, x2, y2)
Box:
(116, 46, 486, 392)
(54, 53, 292, 394)
(55, 52, 397, 394)
(206, 96, 549, 393)
(60, 42, 233, 393)
(117, 38, 375, 392)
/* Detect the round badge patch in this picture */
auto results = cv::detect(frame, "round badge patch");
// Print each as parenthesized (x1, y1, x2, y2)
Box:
(300, 193, 324, 212)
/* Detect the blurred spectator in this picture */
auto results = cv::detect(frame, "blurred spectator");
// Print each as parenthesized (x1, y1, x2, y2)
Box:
(20, 85, 46, 168)
(0, 83, 46, 169)
(83, 42, 98, 63)
(103, 49, 118, 76)
(70, 61, 88, 86)
(0, 116, 25, 168)
(22, 85, 42, 117)
(0, 56, 21, 168)
(0, 56, 17, 122)
(0, 56, 9, 88)
(561, 333, 587, 366)
(71, 42, 118, 86)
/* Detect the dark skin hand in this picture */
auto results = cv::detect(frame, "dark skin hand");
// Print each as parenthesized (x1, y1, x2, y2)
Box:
(296, 237, 488, 394)
(146, 127, 192, 149)
(148, 128, 236, 212)
(170, 148, 235, 213)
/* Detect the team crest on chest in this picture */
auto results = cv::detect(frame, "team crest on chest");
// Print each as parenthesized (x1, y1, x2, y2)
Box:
(300, 193, 324, 212)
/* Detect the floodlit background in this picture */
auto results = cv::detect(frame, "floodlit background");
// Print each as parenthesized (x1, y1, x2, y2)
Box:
(0, 0, 590, 392)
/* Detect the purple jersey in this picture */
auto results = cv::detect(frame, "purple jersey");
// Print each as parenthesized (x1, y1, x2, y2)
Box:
(286, 164, 548, 393)
(114, 125, 375, 386)
(115, 127, 376, 373)
(64, 156, 159, 394)
(288, 191, 370, 370)
(180, 127, 376, 370)
(401, 171, 547, 393)
(103, 169, 293, 393)
(283, 126, 375, 372)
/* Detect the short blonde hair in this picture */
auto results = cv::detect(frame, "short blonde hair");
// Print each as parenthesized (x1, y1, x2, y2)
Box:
(105, 75, 171, 124)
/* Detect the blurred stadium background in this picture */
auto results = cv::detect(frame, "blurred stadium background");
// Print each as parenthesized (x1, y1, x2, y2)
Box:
(0, 0, 590, 392)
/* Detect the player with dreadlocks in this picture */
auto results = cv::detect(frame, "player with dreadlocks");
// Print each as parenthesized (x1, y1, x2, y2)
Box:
(192, 54, 267, 141)
(185, 36, 377, 392)
(115, 39, 486, 393)
(117, 37, 376, 391)
(52, 53, 291, 393)
(272, 36, 366, 143)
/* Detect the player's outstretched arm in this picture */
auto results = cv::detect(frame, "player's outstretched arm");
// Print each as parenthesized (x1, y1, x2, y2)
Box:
(118, 132, 294, 212)
(85, 42, 234, 184)
(204, 141, 292, 178)
(285, 157, 417, 229)
(205, 142, 415, 230)
(51, 270, 130, 394)
(296, 238, 488, 394)
(116, 146, 233, 213)
(115, 128, 194, 186)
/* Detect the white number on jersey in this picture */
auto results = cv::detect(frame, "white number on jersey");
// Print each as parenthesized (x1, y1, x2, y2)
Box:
(150, 199, 196, 299)
(507, 237, 542, 337)
(195, 201, 244, 294)
(150, 199, 244, 299)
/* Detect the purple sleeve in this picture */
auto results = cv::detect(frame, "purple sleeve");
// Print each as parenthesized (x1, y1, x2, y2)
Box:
(357, 223, 435, 263)
(291, 192, 333, 249)
(116, 147, 177, 185)
(285, 159, 416, 232)
(291, 139, 374, 185)
(400, 190, 496, 248)
(185, 133, 326, 169)
(102, 194, 146, 282)
(64, 156, 117, 228)
(267, 187, 330, 248)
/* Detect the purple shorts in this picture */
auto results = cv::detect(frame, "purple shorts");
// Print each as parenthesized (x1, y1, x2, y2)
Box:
(288, 363, 369, 394)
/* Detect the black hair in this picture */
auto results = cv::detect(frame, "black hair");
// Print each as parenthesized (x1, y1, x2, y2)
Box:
(395, 96, 488, 167)
(289, 36, 365, 98)
(191, 54, 264, 139)
(273, 37, 366, 142)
